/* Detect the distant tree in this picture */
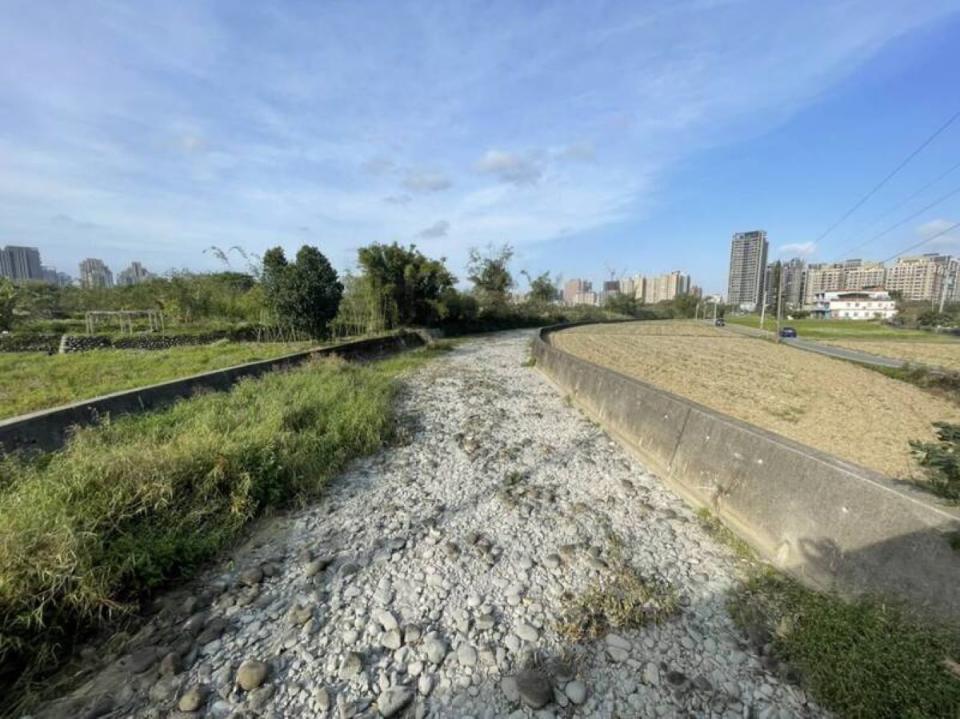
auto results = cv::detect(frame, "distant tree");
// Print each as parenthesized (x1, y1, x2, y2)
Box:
(524, 271, 560, 304)
(261, 245, 343, 338)
(671, 293, 700, 318)
(467, 244, 514, 306)
(604, 292, 637, 316)
(0, 279, 17, 331)
(917, 310, 954, 328)
(356, 243, 456, 327)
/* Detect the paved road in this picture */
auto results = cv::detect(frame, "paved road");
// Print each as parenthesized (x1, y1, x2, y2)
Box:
(717, 322, 907, 369)
(38, 331, 822, 719)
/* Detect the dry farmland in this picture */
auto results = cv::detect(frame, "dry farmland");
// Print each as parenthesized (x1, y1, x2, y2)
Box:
(818, 339, 960, 371)
(551, 320, 960, 477)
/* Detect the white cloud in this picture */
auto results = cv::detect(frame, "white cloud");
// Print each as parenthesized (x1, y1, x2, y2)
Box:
(915, 218, 960, 247)
(777, 241, 817, 257)
(476, 150, 544, 186)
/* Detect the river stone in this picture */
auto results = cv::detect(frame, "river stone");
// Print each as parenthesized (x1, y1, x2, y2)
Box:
(378, 686, 413, 717)
(565, 680, 587, 705)
(236, 658, 269, 691)
(178, 684, 206, 712)
(514, 670, 552, 709)
(424, 637, 447, 664)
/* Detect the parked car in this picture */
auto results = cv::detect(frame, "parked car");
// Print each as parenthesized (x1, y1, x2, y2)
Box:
(779, 326, 798, 338)
(714, 318, 725, 327)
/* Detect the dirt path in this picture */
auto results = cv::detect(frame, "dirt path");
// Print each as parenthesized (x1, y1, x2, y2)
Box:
(37, 331, 822, 719)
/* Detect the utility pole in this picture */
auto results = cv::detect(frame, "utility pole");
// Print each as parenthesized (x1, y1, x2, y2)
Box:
(713, 300, 718, 322)
(938, 272, 952, 315)
(759, 288, 767, 330)
(776, 266, 785, 342)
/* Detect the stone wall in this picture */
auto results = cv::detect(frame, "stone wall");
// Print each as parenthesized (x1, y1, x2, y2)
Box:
(533, 323, 960, 619)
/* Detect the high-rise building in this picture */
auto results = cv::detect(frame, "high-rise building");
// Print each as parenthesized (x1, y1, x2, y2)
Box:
(645, 271, 691, 303)
(562, 278, 596, 306)
(79, 258, 114, 289)
(801, 259, 883, 305)
(727, 231, 768, 311)
(117, 261, 151, 286)
(763, 258, 807, 310)
(884, 256, 945, 302)
(928, 254, 960, 304)
(0, 245, 43, 281)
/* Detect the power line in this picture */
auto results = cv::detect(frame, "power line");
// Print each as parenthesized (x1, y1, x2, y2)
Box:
(811, 108, 960, 247)
(880, 219, 960, 263)
(832, 156, 960, 259)
(833, 180, 960, 260)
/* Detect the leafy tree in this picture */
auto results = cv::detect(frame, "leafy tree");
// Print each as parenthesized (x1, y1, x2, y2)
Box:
(467, 244, 514, 306)
(917, 310, 955, 328)
(356, 243, 455, 327)
(261, 245, 343, 338)
(671, 293, 700, 318)
(524, 271, 559, 303)
(0, 279, 17, 331)
(604, 292, 637, 316)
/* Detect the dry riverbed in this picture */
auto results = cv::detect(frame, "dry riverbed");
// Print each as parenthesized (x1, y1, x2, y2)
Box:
(552, 321, 960, 477)
(34, 330, 821, 719)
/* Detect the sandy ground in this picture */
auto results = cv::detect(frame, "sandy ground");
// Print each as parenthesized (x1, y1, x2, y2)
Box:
(552, 321, 960, 477)
(819, 339, 960, 371)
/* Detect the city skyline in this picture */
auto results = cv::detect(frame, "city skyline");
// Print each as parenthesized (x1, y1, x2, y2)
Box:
(2, 3, 960, 294)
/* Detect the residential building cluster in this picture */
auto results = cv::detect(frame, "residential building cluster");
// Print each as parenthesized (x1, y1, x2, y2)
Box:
(725, 229, 960, 318)
(562, 270, 700, 307)
(0, 244, 153, 289)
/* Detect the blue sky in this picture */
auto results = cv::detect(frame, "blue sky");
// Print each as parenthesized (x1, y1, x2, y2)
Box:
(1, 1, 959, 294)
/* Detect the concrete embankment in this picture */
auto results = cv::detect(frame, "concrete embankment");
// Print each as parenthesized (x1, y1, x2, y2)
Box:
(534, 323, 960, 618)
(0, 331, 427, 454)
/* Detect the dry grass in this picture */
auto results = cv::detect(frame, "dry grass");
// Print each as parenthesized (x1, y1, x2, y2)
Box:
(820, 339, 960, 372)
(552, 321, 960, 477)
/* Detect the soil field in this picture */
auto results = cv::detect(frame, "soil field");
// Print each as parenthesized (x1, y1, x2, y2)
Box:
(819, 339, 960, 371)
(551, 320, 960, 477)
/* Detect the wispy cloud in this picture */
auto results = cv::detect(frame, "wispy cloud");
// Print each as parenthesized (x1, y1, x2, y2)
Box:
(417, 220, 450, 239)
(402, 171, 453, 193)
(476, 150, 544, 186)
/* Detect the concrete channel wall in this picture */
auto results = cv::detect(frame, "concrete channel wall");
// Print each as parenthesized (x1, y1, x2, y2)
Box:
(0, 331, 428, 455)
(533, 323, 960, 618)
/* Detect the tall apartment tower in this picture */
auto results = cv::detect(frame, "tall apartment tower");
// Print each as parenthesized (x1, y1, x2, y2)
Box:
(0, 245, 43, 281)
(79, 258, 114, 289)
(727, 231, 768, 310)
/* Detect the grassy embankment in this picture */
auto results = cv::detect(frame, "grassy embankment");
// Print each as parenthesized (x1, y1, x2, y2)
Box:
(725, 315, 946, 340)
(692, 511, 960, 719)
(0, 341, 316, 419)
(0, 342, 448, 698)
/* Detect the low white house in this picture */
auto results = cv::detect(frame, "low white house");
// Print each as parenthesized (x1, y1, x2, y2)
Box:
(812, 290, 897, 320)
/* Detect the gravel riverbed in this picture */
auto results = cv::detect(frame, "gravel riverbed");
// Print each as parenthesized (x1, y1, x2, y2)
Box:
(35, 330, 824, 719)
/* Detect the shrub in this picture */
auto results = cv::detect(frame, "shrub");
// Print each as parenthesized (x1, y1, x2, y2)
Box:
(909, 422, 960, 502)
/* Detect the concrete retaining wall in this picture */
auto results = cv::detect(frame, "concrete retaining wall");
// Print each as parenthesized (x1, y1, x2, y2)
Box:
(0, 331, 427, 454)
(534, 323, 960, 618)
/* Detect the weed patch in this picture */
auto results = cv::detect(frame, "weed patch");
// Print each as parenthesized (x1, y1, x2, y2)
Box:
(0, 345, 442, 697)
(695, 508, 754, 560)
(557, 539, 677, 643)
(729, 570, 960, 718)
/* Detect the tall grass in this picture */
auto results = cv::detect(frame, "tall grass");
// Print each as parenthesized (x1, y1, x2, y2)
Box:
(0, 346, 441, 694)
(0, 341, 316, 419)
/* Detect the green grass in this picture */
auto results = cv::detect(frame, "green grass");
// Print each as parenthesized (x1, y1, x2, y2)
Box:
(728, 570, 960, 718)
(0, 341, 316, 419)
(725, 315, 949, 341)
(0, 345, 444, 700)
